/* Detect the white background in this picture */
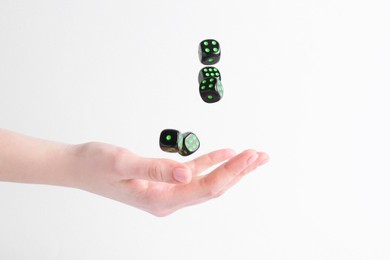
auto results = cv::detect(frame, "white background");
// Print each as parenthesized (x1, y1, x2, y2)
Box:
(1, 0, 389, 259)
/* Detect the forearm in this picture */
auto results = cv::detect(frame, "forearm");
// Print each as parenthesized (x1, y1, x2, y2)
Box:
(0, 129, 79, 187)
(0, 129, 270, 216)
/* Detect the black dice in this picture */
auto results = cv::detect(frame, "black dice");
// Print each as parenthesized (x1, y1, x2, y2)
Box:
(178, 132, 201, 156)
(159, 129, 200, 156)
(159, 129, 181, 153)
(198, 66, 221, 84)
(199, 77, 223, 103)
(198, 39, 221, 65)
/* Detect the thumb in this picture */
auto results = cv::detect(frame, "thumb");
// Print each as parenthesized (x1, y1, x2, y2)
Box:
(127, 157, 192, 184)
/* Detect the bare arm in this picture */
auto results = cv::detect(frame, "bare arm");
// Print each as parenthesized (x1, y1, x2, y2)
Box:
(0, 128, 78, 187)
(0, 128, 269, 216)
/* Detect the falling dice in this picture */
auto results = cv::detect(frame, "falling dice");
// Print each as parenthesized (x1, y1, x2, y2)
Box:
(178, 132, 200, 156)
(159, 129, 181, 153)
(199, 77, 223, 103)
(159, 129, 200, 156)
(198, 66, 221, 84)
(198, 39, 221, 65)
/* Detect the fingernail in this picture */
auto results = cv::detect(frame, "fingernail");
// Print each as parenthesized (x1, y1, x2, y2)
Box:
(246, 154, 259, 166)
(259, 153, 270, 164)
(173, 168, 190, 183)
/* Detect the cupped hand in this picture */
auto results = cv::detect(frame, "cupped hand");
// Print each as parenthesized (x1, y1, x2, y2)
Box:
(71, 142, 269, 217)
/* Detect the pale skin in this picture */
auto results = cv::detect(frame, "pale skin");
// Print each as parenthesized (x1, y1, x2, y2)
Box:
(0, 128, 269, 217)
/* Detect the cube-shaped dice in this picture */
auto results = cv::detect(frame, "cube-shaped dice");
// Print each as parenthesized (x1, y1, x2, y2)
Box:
(160, 129, 200, 156)
(199, 77, 223, 103)
(159, 129, 181, 153)
(198, 39, 221, 65)
(198, 66, 221, 84)
(178, 132, 200, 156)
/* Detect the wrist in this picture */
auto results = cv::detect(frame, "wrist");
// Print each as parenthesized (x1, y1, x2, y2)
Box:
(48, 143, 83, 188)
(62, 142, 127, 191)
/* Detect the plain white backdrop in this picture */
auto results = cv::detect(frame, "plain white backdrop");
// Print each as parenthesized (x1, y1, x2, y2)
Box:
(1, 0, 389, 259)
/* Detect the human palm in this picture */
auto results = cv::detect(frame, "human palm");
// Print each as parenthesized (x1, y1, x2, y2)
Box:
(73, 142, 269, 216)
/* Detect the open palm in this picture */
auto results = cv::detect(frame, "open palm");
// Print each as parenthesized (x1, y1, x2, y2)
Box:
(74, 143, 269, 216)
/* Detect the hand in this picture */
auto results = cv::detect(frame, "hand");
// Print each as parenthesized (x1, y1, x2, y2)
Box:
(0, 129, 269, 217)
(70, 142, 269, 216)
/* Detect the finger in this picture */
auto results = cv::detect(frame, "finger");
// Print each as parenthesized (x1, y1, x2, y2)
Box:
(121, 156, 192, 184)
(241, 152, 269, 176)
(185, 148, 236, 176)
(198, 149, 259, 196)
(217, 152, 269, 195)
(172, 149, 260, 206)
